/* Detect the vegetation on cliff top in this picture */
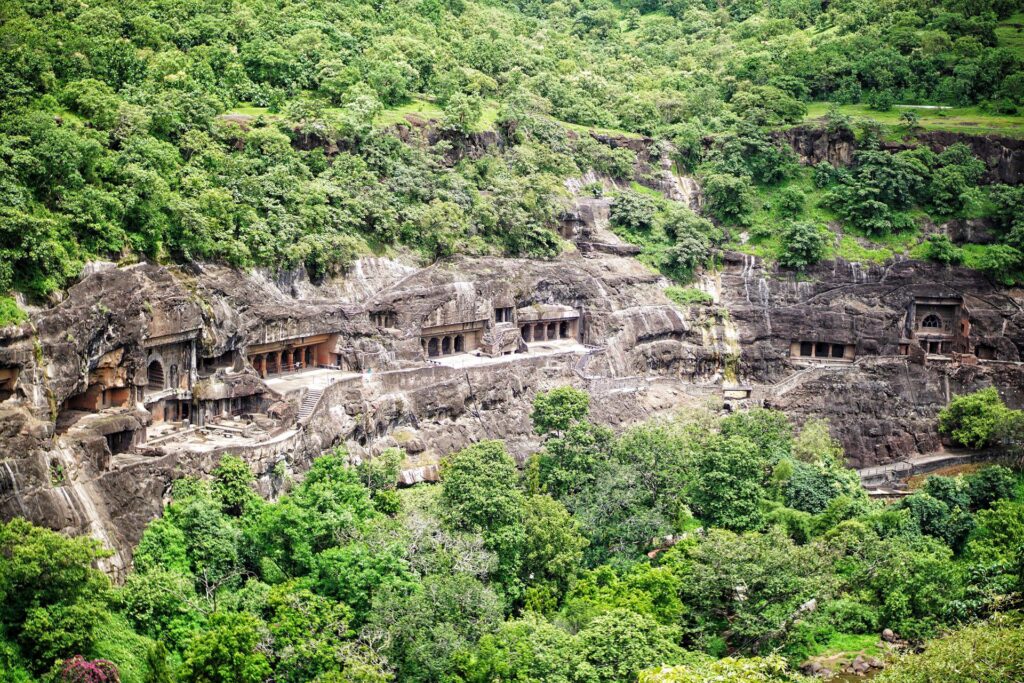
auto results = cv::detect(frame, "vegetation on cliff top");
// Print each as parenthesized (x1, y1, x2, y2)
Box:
(2, 388, 1023, 682)
(2, 0, 1024, 297)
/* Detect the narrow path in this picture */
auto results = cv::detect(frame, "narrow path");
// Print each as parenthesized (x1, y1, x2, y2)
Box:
(858, 449, 1004, 486)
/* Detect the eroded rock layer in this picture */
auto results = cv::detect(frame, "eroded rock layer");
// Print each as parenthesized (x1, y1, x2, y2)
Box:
(1, 232, 1022, 575)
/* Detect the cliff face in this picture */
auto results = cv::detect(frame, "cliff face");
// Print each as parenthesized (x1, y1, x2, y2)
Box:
(2, 208, 1023, 573)
(777, 125, 1024, 185)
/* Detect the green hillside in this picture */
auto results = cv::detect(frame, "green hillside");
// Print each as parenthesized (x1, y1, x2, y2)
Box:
(1, 0, 1023, 297)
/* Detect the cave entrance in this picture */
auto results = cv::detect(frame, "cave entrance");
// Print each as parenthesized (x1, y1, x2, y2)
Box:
(147, 360, 165, 390)
(105, 429, 135, 455)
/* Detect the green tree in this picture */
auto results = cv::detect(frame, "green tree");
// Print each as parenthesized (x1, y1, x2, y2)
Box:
(777, 222, 830, 270)
(370, 574, 503, 683)
(440, 440, 524, 534)
(0, 519, 112, 671)
(938, 387, 1009, 448)
(442, 93, 483, 133)
(211, 455, 257, 516)
(687, 435, 767, 532)
(577, 608, 684, 683)
(179, 613, 272, 683)
(532, 387, 591, 436)
(791, 418, 843, 465)
(467, 614, 591, 683)
(611, 192, 659, 232)
(519, 495, 587, 600)
(144, 642, 173, 683)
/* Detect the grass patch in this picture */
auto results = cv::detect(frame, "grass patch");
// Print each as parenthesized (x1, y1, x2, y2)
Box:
(377, 96, 499, 132)
(665, 286, 713, 306)
(559, 119, 647, 139)
(803, 102, 1024, 138)
(997, 12, 1024, 57)
(629, 181, 666, 199)
(809, 632, 884, 659)
(226, 104, 273, 117)
(0, 296, 27, 327)
(835, 234, 899, 264)
(375, 96, 445, 127)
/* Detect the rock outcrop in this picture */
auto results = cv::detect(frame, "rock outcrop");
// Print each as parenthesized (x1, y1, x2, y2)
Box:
(2, 202, 1023, 574)
(778, 125, 1024, 184)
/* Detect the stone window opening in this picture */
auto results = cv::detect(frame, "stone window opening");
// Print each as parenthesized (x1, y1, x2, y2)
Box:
(921, 314, 942, 329)
(559, 321, 569, 339)
(793, 341, 853, 361)
(521, 326, 531, 342)
(495, 307, 513, 323)
(147, 360, 165, 389)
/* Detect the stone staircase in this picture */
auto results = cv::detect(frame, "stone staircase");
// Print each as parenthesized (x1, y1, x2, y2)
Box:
(769, 361, 859, 399)
(297, 389, 324, 423)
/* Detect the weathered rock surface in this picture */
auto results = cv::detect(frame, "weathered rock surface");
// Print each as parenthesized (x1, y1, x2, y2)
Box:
(1, 219, 1023, 574)
(778, 125, 1024, 184)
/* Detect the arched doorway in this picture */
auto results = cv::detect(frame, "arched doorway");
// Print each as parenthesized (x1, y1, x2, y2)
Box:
(428, 338, 439, 357)
(147, 360, 165, 390)
(454, 335, 465, 353)
(559, 321, 568, 339)
(442, 336, 452, 355)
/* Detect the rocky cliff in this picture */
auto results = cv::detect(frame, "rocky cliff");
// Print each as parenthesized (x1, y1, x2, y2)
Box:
(778, 125, 1024, 184)
(2, 192, 1023, 575)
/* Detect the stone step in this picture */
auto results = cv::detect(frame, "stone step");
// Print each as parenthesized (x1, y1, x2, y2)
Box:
(297, 389, 323, 421)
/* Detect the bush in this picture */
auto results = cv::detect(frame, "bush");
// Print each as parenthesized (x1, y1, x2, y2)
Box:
(777, 222, 831, 270)
(701, 172, 754, 225)
(665, 287, 713, 306)
(921, 234, 964, 265)
(965, 466, 1017, 510)
(977, 245, 1023, 286)
(938, 388, 1009, 449)
(877, 615, 1024, 683)
(774, 188, 805, 219)
(611, 191, 659, 231)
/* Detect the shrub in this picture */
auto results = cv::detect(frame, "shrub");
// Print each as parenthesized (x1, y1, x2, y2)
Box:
(701, 172, 754, 225)
(938, 388, 1009, 449)
(777, 222, 831, 270)
(921, 234, 964, 265)
(665, 287, 713, 306)
(58, 656, 120, 683)
(0, 297, 27, 328)
(877, 614, 1024, 683)
(610, 191, 659, 231)
(774, 187, 805, 218)
(965, 466, 1017, 510)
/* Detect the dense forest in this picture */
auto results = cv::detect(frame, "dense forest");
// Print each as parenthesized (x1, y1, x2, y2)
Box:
(3, 0, 1024, 680)
(2, 0, 1024, 316)
(1, 387, 1023, 681)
